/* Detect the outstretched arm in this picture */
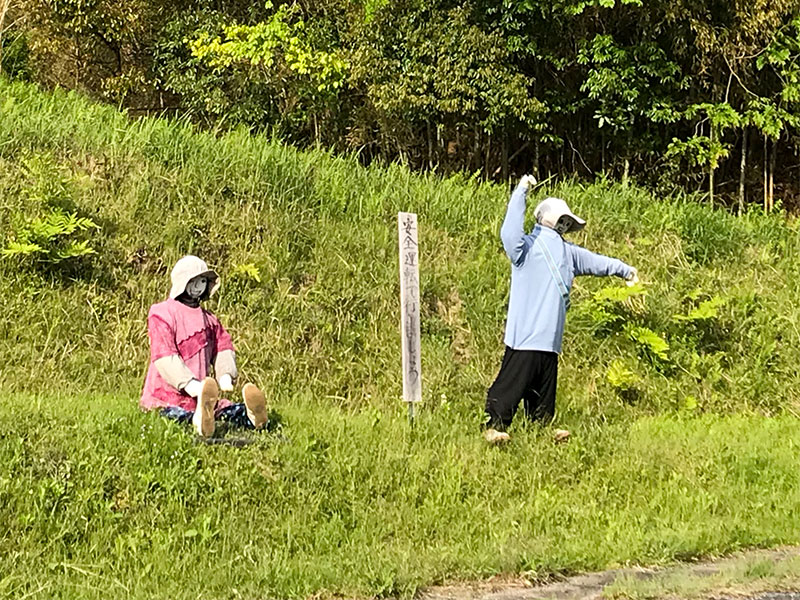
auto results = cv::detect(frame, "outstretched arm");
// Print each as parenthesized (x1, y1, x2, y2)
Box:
(569, 243, 634, 279)
(500, 176, 535, 265)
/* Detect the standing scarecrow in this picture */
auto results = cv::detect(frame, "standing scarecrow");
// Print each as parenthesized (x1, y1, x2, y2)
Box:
(140, 255, 268, 438)
(484, 176, 639, 444)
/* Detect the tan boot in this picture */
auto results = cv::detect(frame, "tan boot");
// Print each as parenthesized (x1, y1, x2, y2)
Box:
(242, 383, 268, 430)
(192, 377, 218, 438)
(553, 428, 570, 444)
(483, 428, 511, 444)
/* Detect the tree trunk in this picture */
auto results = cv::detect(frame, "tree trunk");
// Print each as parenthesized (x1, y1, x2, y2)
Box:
(426, 121, 433, 170)
(484, 132, 491, 180)
(533, 136, 540, 179)
(436, 122, 444, 170)
(601, 131, 605, 175)
(501, 130, 509, 183)
(473, 129, 480, 173)
(708, 124, 714, 205)
(739, 128, 747, 215)
(0, 0, 9, 75)
(769, 134, 776, 211)
(74, 33, 79, 88)
(622, 130, 632, 187)
(763, 134, 768, 213)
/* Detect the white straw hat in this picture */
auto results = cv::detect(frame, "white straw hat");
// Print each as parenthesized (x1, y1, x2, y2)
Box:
(534, 197, 586, 233)
(169, 255, 220, 299)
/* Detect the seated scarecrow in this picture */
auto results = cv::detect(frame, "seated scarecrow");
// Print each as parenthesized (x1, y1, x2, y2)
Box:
(140, 255, 267, 437)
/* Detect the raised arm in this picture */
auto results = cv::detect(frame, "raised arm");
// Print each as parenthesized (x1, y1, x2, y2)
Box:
(568, 243, 634, 279)
(500, 177, 534, 265)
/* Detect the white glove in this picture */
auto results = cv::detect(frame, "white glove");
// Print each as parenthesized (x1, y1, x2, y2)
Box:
(519, 174, 537, 190)
(218, 373, 234, 392)
(626, 267, 639, 287)
(183, 379, 203, 398)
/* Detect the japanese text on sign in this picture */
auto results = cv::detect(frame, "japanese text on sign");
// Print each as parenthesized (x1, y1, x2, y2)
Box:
(398, 212, 421, 403)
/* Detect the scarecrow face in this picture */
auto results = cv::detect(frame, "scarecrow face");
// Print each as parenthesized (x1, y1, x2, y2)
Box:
(185, 275, 208, 299)
(554, 215, 576, 235)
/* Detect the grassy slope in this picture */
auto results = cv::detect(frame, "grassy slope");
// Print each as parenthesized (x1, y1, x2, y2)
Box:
(2, 79, 800, 599)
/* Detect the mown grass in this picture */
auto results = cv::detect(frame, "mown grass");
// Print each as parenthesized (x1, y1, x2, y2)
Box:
(2, 78, 800, 598)
(3, 393, 800, 600)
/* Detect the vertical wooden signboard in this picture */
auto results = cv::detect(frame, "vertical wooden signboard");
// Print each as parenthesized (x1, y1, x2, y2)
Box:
(398, 212, 421, 421)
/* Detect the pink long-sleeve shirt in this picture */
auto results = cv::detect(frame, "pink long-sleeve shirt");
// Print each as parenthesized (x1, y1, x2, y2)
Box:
(140, 298, 235, 411)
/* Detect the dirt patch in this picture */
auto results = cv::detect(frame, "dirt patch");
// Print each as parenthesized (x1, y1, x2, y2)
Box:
(419, 547, 800, 600)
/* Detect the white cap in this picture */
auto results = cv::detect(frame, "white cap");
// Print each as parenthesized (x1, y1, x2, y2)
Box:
(534, 197, 586, 233)
(169, 255, 220, 299)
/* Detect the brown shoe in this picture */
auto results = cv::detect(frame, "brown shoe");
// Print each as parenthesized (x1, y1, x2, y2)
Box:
(193, 377, 219, 438)
(483, 428, 511, 444)
(553, 429, 570, 444)
(242, 383, 268, 429)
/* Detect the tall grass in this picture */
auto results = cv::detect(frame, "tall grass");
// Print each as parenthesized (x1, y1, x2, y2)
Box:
(2, 78, 799, 417)
(2, 78, 800, 598)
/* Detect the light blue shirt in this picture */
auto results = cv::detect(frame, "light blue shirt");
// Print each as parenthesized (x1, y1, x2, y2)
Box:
(501, 182, 634, 353)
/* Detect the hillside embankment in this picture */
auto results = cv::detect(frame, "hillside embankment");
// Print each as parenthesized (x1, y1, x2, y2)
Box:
(2, 79, 800, 600)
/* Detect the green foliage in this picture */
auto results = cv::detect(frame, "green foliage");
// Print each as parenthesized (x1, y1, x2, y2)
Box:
(231, 262, 262, 283)
(582, 283, 646, 330)
(0, 31, 32, 80)
(625, 325, 670, 361)
(1, 152, 99, 269)
(2, 210, 98, 262)
(349, 1, 545, 162)
(756, 16, 800, 109)
(606, 358, 638, 390)
(578, 35, 683, 132)
(673, 295, 725, 322)
(665, 135, 728, 169)
(11, 0, 800, 203)
(189, 5, 349, 94)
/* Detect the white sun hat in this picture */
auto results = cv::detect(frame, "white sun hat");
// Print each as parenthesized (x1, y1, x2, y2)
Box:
(169, 255, 220, 299)
(534, 197, 586, 233)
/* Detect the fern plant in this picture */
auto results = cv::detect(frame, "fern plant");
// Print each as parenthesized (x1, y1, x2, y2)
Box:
(583, 283, 647, 330)
(2, 210, 99, 264)
(625, 324, 670, 361)
(673, 295, 725, 322)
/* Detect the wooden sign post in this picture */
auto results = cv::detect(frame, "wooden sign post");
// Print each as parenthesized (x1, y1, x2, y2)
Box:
(398, 212, 422, 423)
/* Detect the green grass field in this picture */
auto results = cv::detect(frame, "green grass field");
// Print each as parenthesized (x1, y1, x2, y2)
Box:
(2, 78, 800, 599)
(4, 394, 800, 599)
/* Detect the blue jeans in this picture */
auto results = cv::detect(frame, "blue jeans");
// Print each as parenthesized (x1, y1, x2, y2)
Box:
(159, 403, 256, 430)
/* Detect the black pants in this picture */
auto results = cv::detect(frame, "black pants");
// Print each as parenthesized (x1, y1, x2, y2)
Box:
(484, 347, 558, 431)
(159, 403, 256, 430)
